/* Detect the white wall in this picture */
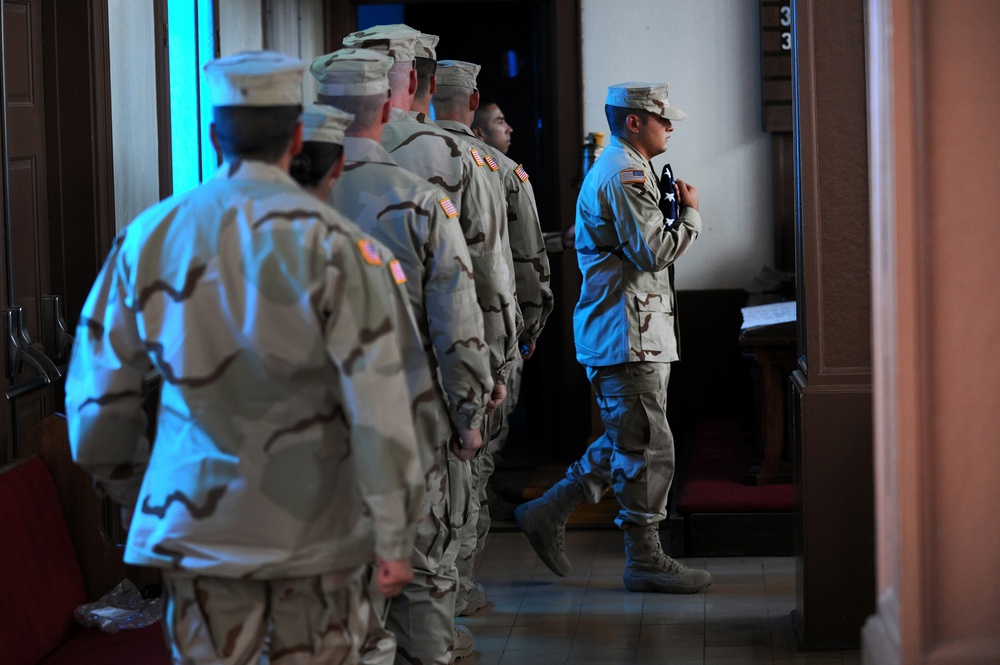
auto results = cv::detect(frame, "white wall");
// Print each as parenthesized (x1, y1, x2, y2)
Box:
(218, 0, 264, 56)
(108, 0, 159, 231)
(582, 0, 774, 290)
(263, 0, 325, 105)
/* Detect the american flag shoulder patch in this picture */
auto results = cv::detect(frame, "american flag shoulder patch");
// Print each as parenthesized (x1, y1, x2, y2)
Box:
(439, 197, 458, 218)
(356, 239, 383, 266)
(619, 169, 645, 184)
(514, 164, 530, 182)
(484, 154, 499, 171)
(389, 260, 407, 284)
(470, 148, 485, 167)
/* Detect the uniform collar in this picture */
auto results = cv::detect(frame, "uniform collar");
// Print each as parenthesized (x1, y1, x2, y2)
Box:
(343, 136, 395, 165)
(213, 159, 297, 185)
(434, 118, 475, 138)
(388, 106, 410, 122)
(611, 135, 645, 162)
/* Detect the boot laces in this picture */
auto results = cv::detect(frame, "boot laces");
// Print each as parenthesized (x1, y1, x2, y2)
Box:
(642, 528, 689, 574)
(553, 522, 566, 552)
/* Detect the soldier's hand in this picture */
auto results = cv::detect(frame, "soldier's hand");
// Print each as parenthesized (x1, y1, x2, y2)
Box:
(452, 427, 483, 461)
(374, 557, 414, 598)
(120, 504, 135, 533)
(485, 382, 507, 414)
(676, 180, 699, 211)
(561, 225, 576, 250)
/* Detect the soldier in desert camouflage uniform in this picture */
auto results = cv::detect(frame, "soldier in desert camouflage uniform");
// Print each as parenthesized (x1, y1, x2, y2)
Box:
(467, 99, 557, 614)
(514, 82, 713, 596)
(65, 51, 425, 665)
(288, 101, 353, 202)
(307, 47, 493, 665)
(342, 30, 520, 654)
(470, 99, 553, 359)
(432, 60, 556, 619)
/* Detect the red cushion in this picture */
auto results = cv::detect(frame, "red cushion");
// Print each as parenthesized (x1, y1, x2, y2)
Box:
(675, 420, 795, 513)
(0, 458, 88, 665)
(37, 622, 170, 665)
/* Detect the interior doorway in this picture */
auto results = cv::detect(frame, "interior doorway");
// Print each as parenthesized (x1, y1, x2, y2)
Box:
(328, 0, 591, 467)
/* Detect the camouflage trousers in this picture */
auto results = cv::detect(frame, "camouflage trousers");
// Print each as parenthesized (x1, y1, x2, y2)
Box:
(454, 354, 524, 613)
(453, 397, 507, 615)
(162, 566, 371, 665)
(486, 353, 523, 456)
(567, 362, 675, 529)
(360, 441, 473, 665)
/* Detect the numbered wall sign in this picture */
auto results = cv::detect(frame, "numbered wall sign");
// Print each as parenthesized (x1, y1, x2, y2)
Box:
(760, 0, 793, 133)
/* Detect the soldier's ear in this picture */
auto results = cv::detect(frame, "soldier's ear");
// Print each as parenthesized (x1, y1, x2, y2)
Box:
(328, 153, 346, 181)
(209, 123, 223, 162)
(408, 67, 418, 96)
(625, 113, 642, 135)
(288, 122, 304, 158)
(429, 76, 437, 95)
(469, 90, 480, 113)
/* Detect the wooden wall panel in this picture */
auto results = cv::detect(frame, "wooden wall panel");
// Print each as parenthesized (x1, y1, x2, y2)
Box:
(791, 0, 874, 648)
(864, 0, 1000, 662)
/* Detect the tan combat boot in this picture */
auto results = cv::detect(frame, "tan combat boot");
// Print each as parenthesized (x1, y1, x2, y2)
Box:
(450, 624, 474, 662)
(513, 478, 585, 576)
(623, 524, 713, 593)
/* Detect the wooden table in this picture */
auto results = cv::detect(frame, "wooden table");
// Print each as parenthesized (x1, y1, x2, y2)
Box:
(739, 321, 797, 485)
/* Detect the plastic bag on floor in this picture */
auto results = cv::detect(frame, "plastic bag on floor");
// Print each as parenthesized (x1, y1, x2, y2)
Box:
(74, 578, 164, 634)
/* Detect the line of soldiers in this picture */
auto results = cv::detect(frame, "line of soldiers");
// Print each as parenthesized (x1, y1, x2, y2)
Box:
(66, 22, 553, 665)
(301, 25, 557, 664)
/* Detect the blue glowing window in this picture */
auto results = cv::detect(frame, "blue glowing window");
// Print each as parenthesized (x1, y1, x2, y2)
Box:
(167, 0, 216, 194)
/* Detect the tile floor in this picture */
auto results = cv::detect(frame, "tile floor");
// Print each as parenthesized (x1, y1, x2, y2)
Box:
(456, 530, 861, 664)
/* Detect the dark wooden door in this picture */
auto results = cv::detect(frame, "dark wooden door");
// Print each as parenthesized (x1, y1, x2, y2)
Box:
(2, 0, 116, 463)
(2, 0, 57, 461)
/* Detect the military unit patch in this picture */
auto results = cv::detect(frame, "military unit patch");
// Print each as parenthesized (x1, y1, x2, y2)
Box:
(439, 197, 458, 218)
(514, 164, 530, 182)
(484, 154, 499, 171)
(356, 239, 382, 266)
(389, 260, 407, 284)
(470, 148, 485, 167)
(619, 169, 645, 184)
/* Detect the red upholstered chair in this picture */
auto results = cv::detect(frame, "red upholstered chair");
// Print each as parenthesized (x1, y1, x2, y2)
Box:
(0, 457, 169, 665)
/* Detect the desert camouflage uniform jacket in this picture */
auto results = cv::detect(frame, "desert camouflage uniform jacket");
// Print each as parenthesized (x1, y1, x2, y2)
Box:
(382, 108, 520, 384)
(573, 136, 702, 367)
(65, 160, 424, 579)
(450, 129, 554, 345)
(330, 137, 492, 446)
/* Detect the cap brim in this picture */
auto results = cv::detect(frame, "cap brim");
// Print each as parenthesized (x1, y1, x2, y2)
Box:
(661, 106, 687, 121)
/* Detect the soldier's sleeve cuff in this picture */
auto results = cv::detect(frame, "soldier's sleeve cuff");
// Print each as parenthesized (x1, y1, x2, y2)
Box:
(543, 232, 565, 254)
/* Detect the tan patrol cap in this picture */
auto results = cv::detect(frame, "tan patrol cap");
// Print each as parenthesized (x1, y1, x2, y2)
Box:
(436, 60, 480, 90)
(202, 50, 304, 107)
(310, 48, 393, 96)
(606, 82, 687, 121)
(301, 103, 354, 145)
(342, 24, 419, 62)
(415, 33, 440, 60)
